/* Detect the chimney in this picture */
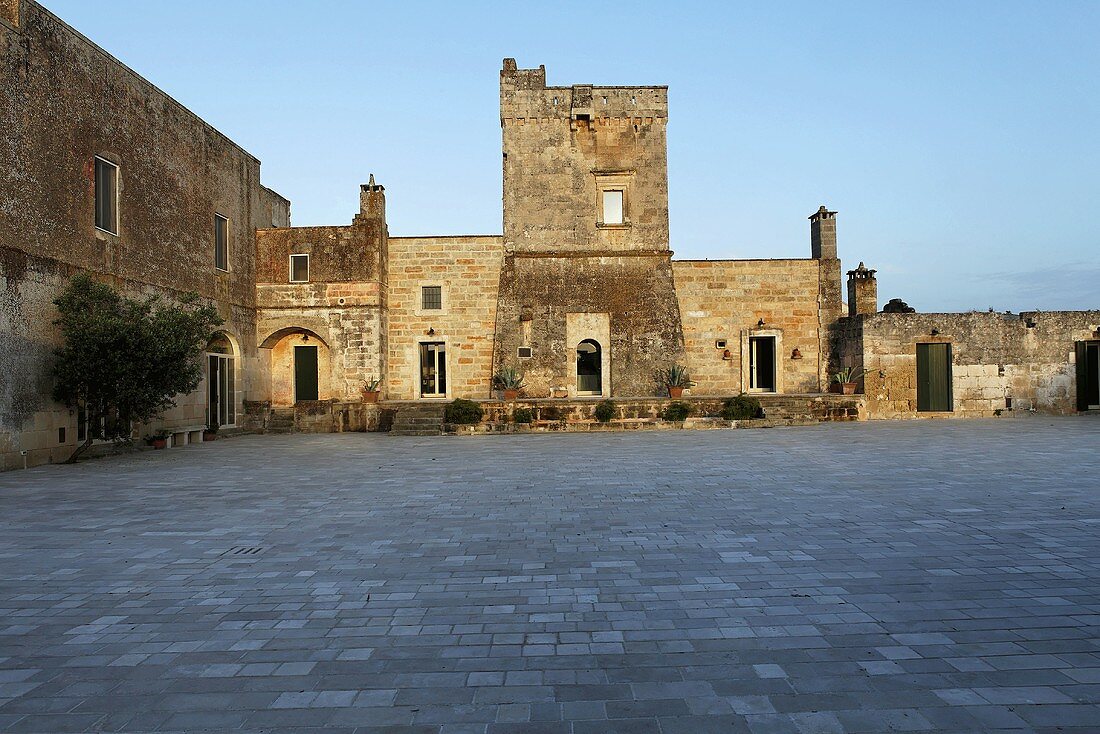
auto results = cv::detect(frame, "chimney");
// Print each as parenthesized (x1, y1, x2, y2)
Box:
(846, 262, 878, 317)
(809, 205, 837, 260)
(358, 174, 385, 222)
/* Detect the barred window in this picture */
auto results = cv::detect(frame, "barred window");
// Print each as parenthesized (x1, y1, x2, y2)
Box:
(421, 285, 442, 310)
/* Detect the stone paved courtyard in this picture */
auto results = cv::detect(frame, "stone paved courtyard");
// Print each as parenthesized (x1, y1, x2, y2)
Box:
(1, 419, 1099, 733)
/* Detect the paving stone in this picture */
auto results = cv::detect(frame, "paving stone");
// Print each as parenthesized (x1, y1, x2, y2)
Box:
(0, 421, 1098, 733)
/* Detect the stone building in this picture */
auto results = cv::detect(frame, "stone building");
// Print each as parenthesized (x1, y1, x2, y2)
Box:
(2, 1, 1097, 470)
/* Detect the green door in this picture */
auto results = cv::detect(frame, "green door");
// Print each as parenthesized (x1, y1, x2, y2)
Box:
(916, 343, 952, 412)
(294, 345, 319, 402)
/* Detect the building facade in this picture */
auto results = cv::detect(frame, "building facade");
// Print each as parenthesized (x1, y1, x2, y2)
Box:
(2, 1, 1097, 470)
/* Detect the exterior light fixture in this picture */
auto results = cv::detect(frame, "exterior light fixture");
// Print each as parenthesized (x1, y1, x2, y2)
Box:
(930, 328, 939, 336)
(427, 327, 435, 336)
(791, 348, 802, 360)
(757, 318, 765, 328)
(301, 332, 309, 342)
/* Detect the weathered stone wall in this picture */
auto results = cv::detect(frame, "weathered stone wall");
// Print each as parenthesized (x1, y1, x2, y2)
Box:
(0, 0, 285, 469)
(386, 236, 503, 400)
(494, 253, 685, 397)
(673, 259, 827, 395)
(847, 311, 1100, 418)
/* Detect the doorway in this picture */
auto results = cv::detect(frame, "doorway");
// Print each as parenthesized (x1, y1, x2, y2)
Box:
(207, 354, 235, 427)
(420, 342, 447, 397)
(1077, 341, 1100, 410)
(294, 345, 319, 402)
(577, 340, 602, 395)
(916, 342, 952, 412)
(749, 336, 776, 392)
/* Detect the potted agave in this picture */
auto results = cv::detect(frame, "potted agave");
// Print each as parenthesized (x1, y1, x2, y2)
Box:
(830, 366, 867, 395)
(661, 364, 695, 398)
(203, 422, 218, 442)
(362, 376, 382, 403)
(493, 366, 526, 401)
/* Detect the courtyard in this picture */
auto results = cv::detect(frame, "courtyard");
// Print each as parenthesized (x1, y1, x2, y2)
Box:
(0, 419, 1098, 733)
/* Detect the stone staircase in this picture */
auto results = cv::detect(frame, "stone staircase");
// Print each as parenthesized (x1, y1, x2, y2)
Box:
(389, 403, 446, 436)
(265, 408, 296, 434)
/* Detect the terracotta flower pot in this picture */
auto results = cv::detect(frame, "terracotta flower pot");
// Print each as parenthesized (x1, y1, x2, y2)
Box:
(202, 432, 217, 442)
(363, 390, 380, 404)
(503, 389, 519, 400)
(831, 382, 857, 395)
(152, 439, 167, 449)
(668, 387, 684, 398)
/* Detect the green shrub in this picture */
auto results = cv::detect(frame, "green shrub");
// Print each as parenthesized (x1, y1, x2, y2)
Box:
(539, 405, 562, 421)
(512, 407, 534, 424)
(444, 398, 483, 425)
(594, 400, 616, 423)
(721, 394, 761, 420)
(662, 401, 693, 422)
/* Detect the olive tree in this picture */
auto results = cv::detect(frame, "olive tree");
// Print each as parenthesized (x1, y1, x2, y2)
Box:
(51, 274, 222, 463)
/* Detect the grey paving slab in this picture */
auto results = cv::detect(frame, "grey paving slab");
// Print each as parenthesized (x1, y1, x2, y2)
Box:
(0, 418, 1099, 732)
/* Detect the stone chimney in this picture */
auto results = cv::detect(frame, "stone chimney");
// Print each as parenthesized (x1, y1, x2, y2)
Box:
(846, 262, 878, 317)
(358, 174, 385, 222)
(809, 205, 837, 260)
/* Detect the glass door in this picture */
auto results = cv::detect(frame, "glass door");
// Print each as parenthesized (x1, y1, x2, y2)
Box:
(208, 354, 236, 426)
(420, 342, 447, 397)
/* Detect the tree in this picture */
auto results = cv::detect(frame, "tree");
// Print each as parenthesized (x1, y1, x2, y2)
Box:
(51, 274, 223, 463)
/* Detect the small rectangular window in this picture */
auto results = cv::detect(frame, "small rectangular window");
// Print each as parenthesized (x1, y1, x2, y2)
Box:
(290, 254, 309, 283)
(94, 157, 119, 234)
(421, 285, 442, 310)
(602, 189, 624, 225)
(214, 214, 229, 271)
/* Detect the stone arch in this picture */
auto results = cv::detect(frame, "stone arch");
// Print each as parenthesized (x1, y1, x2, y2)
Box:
(259, 327, 334, 406)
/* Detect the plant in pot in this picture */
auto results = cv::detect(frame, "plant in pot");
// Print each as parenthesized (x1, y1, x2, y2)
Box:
(493, 366, 526, 400)
(203, 422, 219, 441)
(830, 366, 867, 395)
(148, 431, 169, 450)
(362, 376, 382, 403)
(660, 364, 695, 398)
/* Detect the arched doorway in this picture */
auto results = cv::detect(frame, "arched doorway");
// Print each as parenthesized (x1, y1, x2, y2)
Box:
(577, 339, 602, 396)
(259, 328, 332, 406)
(206, 332, 236, 427)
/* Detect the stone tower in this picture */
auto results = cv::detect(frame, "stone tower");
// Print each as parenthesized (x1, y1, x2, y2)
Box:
(493, 59, 684, 397)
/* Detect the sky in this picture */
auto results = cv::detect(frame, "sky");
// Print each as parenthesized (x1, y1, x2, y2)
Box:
(46, 0, 1100, 312)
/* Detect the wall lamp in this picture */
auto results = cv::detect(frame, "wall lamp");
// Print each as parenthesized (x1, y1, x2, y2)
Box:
(757, 318, 765, 328)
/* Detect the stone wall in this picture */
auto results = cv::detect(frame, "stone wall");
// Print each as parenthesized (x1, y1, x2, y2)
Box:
(845, 311, 1100, 418)
(674, 259, 827, 394)
(0, 0, 284, 469)
(386, 236, 504, 400)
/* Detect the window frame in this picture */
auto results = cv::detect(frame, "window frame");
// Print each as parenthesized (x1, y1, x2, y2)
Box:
(601, 189, 625, 225)
(214, 213, 229, 272)
(94, 156, 120, 235)
(421, 285, 443, 311)
(414, 281, 447, 316)
(593, 171, 633, 229)
(289, 253, 310, 283)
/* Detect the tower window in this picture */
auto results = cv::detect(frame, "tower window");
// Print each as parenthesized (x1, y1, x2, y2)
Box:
(602, 190, 624, 225)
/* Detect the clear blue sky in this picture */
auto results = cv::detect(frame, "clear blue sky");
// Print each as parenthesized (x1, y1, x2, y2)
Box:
(47, 0, 1099, 312)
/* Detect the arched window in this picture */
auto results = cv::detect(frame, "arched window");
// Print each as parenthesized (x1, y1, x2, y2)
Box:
(206, 332, 236, 427)
(577, 340, 602, 395)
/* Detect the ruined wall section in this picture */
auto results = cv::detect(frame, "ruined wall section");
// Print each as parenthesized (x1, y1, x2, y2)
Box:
(673, 259, 826, 395)
(386, 236, 503, 400)
(1, 1, 285, 468)
(854, 311, 1100, 418)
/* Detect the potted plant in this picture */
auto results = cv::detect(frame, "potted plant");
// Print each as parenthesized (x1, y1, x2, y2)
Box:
(203, 423, 219, 441)
(493, 366, 525, 400)
(830, 366, 867, 395)
(362, 376, 382, 403)
(148, 432, 169, 450)
(660, 364, 695, 398)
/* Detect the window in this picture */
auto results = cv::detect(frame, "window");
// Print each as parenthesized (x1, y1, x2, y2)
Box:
(421, 285, 442, 310)
(602, 190, 624, 225)
(214, 214, 229, 271)
(94, 156, 118, 234)
(289, 254, 309, 283)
